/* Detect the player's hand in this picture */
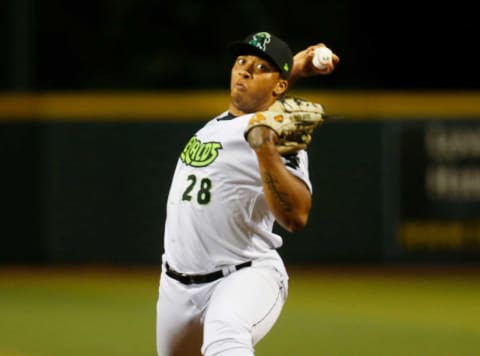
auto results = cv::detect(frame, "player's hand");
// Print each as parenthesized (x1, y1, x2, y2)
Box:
(290, 43, 340, 81)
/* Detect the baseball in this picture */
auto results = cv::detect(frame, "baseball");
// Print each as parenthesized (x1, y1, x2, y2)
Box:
(312, 47, 333, 70)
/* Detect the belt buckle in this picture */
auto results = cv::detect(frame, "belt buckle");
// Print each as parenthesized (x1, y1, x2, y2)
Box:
(222, 265, 237, 277)
(181, 272, 195, 284)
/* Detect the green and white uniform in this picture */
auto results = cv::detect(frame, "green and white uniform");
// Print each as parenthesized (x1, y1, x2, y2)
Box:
(156, 111, 312, 356)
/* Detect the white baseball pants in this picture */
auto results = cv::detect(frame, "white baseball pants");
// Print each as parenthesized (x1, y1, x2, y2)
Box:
(156, 264, 288, 356)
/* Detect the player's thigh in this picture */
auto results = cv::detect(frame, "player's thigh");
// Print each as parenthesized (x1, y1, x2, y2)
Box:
(202, 266, 287, 353)
(156, 272, 203, 356)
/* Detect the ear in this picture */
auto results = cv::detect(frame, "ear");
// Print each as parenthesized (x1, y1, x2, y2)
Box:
(273, 79, 289, 97)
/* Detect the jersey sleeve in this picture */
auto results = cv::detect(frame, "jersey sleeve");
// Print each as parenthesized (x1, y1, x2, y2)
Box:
(281, 150, 313, 193)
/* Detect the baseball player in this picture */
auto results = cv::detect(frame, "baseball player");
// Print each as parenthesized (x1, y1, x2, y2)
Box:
(156, 32, 339, 356)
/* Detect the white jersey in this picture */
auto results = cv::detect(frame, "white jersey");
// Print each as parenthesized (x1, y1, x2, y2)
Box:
(163, 111, 312, 274)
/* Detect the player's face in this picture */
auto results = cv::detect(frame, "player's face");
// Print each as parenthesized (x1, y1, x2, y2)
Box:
(229, 55, 288, 116)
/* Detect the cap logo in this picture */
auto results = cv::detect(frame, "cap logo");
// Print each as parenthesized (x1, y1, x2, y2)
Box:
(248, 32, 271, 51)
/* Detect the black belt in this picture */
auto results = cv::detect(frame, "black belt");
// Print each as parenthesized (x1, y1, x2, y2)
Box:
(165, 261, 252, 285)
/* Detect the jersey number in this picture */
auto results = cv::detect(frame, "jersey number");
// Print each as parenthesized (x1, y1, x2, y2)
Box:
(182, 174, 212, 204)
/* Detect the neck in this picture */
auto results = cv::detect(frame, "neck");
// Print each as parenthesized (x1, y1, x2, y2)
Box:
(228, 104, 246, 116)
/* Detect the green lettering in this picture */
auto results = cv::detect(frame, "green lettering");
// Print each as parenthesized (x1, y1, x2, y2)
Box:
(180, 136, 223, 167)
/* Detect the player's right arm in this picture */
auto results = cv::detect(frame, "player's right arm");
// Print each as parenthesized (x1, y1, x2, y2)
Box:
(288, 43, 340, 84)
(247, 126, 311, 232)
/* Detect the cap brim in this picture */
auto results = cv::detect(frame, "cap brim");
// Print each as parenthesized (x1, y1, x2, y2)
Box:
(227, 42, 282, 74)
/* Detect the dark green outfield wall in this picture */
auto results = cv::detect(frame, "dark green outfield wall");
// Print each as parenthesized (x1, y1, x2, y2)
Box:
(1, 119, 480, 265)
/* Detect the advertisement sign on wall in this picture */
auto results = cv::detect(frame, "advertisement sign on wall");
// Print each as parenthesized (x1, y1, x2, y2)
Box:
(397, 120, 480, 256)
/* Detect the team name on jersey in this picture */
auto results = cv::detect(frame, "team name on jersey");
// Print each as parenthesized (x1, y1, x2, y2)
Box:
(180, 136, 223, 167)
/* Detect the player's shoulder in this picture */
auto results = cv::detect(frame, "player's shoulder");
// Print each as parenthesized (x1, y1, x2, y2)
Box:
(214, 111, 253, 122)
(202, 111, 253, 129)
(195, 111, 251, 139)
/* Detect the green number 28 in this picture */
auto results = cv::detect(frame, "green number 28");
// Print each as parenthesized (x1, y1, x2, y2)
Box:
(182, 174, 212, 205)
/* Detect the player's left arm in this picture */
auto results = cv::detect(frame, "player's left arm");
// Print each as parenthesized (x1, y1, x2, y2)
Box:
(247, 126, 311, 233)
(288, 43, 340, 85)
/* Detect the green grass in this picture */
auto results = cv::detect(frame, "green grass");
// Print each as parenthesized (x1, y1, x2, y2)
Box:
(0, 266, 479, 355)
(0, 267, 158, 356)
(258, 267, 480, 356)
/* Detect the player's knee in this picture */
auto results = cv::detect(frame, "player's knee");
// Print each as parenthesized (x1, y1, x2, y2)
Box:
(203, 341, 253, 356)
(202, 320, 253, 356)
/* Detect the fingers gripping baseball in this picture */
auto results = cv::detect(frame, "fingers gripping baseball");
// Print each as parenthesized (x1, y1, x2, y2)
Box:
(244, 97, 325, 155)
(291, 43, 340, 81)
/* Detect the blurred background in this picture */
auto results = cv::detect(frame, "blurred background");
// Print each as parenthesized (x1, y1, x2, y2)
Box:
(1, 1, 480, 355)
(1, 0, 479, 91)
(1, 0, 479, 266)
